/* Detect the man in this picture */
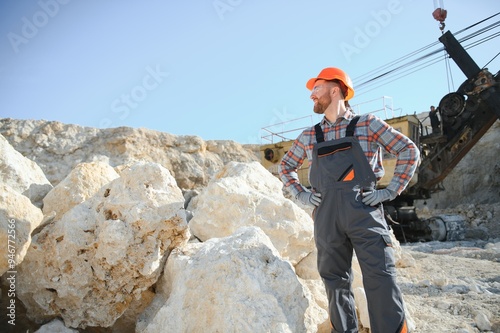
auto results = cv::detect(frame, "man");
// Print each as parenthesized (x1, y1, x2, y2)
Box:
(429, 105, 440, 134)
(278, 67, 419, 333)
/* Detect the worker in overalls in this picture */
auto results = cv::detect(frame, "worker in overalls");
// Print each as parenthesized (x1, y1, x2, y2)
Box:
(279, 67, 420, 333)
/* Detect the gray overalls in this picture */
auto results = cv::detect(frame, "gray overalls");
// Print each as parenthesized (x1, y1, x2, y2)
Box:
(309, 117, 407, 333)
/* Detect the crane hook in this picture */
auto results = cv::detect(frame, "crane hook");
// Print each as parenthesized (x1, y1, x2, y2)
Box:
(432, 1, 447, 32)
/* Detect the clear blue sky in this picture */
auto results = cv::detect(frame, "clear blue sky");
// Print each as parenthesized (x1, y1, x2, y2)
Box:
(1, 1, 499, 144)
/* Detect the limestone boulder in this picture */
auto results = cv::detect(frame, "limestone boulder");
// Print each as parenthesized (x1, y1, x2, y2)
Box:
(16, 162, 190, 329)
(137, 226, 326, 333)
(0, 184, 43, 276)
(188, 161, 314, 265)
(0, 134, 52, 208)
(0, 119, 258, 190)
(295, 249, 321, 280)
(42, 161, 119, 221)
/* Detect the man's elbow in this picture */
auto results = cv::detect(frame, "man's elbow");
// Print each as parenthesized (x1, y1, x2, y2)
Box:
(277, 162, 285, 178)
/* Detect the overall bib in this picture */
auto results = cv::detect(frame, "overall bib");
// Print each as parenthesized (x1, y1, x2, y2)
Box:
(309, 117, 407, 333)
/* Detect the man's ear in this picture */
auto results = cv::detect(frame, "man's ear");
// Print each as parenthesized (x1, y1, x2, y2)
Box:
(330, 86, 339, 96)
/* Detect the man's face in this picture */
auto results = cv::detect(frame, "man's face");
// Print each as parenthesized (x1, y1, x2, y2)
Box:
(310, 80, 333, 114)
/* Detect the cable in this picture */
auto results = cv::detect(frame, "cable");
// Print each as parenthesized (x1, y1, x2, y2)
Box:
(463, 31, 500, 50)
(353, 41, 441, 83)
(356, 57, 444, 97)
(356, 46, 445, 90)
(457, 20, 500, 44)
(483, 51, 500, 70)
(454, 12, 500, 36)
(444, 48, 455, 92)
(353, 15, 500, 96)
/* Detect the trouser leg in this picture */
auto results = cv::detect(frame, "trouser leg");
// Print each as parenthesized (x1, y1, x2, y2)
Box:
(349, 206, 406, 333)
(314, 192, 358, 333)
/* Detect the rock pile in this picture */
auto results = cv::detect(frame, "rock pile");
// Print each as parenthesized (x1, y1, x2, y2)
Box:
(0, 118, 259, 189)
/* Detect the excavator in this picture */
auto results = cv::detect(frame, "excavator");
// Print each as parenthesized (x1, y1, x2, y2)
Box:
(259, 8, 500, 243)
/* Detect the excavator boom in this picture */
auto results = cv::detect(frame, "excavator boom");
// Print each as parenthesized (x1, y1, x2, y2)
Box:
(404, 31, 500, 200)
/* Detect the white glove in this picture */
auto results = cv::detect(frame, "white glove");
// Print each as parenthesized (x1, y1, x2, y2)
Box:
(361, 189, 397, 206)
(296, 190, 322, 208)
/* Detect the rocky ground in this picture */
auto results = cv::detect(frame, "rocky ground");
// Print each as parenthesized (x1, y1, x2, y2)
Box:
(400, 242, 500, 333)
(396, 203, 500, 333)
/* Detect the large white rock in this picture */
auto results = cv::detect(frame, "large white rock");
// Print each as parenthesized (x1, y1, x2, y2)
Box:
(137, 226, 324, 333)
(299, 278, 331, 333)
(16, 162, 190, 329)
(0, 119, 258, 190)
(0, 184, 43, 275)
(353, 287, 370, 329)
(188, 161, 314, 265)
(43, 162, 119, 220)
(0, 134, 52, 207)
(295, 249, 321, 280)
(42, 161, 119, 221)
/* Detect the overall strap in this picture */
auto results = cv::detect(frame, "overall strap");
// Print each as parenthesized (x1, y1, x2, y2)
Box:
(345, 116, 360, 137)
(315, 115, 360, 142)
(314, 123, 324, 143)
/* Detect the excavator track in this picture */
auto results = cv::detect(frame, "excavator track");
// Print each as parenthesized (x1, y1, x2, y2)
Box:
(426, 214, 467, 242)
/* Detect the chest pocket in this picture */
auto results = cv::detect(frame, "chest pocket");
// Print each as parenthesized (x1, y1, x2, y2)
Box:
(316, 140, 356, 182)
(317, 141, 352, 157)
(314, 117, 360, 183)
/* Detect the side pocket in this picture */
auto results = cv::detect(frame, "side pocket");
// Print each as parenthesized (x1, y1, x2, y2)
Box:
(382, 234, 393, 247)
(382, 234, 396, 274)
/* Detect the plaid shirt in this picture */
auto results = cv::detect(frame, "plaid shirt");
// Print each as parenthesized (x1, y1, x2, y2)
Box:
(279, 109, 420, 197)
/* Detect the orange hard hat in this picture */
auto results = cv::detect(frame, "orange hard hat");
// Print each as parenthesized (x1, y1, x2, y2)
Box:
(306, 67, 355, 101)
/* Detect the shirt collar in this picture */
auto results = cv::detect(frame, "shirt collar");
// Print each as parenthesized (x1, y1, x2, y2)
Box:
(320, 108, 355, 126)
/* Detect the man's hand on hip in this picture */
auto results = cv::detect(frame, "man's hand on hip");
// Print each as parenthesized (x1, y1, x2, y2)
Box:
(296, 190, 322, 208)
(361, 189, 397, 206)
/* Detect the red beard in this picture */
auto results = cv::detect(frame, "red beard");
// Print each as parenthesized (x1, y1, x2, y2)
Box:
(313, 94, 331, 114)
